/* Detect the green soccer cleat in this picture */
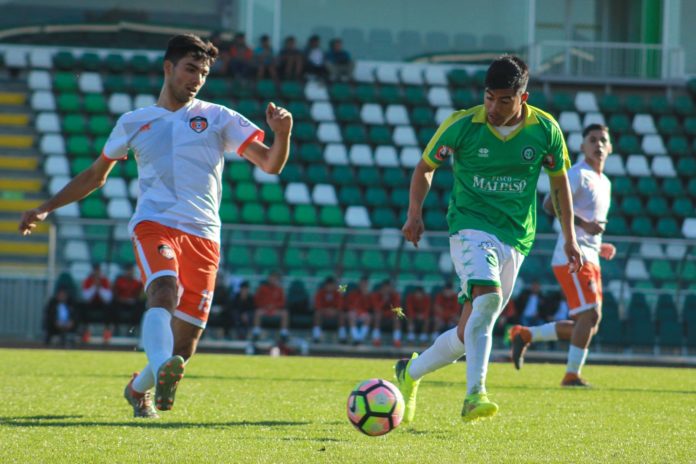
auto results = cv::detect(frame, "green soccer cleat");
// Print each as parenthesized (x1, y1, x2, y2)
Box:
(394, 352, 421, 424)
(461, 393, 499, 422)
(123, 373, 159, 419)
(154, 355, 185, 411)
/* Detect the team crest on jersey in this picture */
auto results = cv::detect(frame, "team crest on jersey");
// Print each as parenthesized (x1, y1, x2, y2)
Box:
(543, 154, 557, 170)
(158, 245, 175, 260)
(521, 146, 536, 163)
(238, 116, 250, 127)
(189, 116, 208, 133)
(435, 145, 454, 161)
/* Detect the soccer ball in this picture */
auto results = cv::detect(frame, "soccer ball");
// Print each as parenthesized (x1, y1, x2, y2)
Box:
(346, 378, 405, 436)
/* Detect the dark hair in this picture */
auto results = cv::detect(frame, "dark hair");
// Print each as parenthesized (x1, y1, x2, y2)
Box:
(485, 55, 529, 94)
(164, 34, 218, 66)
(582, 123, 610, 138)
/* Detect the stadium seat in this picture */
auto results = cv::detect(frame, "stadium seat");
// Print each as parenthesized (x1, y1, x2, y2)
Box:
(632, 114, 657, 134)
(102, 178, 128, 198)
(107, 198, 132, 219)
(312, 184, 338, 205)
(604, 155, 625, 176)
(666, 135, 689, 157)
(378, 85, 402, 105)
(676, 157, 696, 177)
(108, 93, 132, 115)
(235, 182, 258, 202)
(656, 218, 680, 238)
(285, 183, 311, 204)
(31, 91, 56, 112)
(649, 259, 676, 281)
(280, 80, 303, 100)
(566, 132, 582, 153)
(656, 115, 680, 135)
(317, 122, 342, 143)
(324, 143, 348, 165)
(329, 165, 356, 186)
(360, 103, 385, 125)
(674, 98, 695, 116)
(400, 146, 421, 168)
(625, 258, 649, 280)
(582, 112, 605, 128)
(404, 86, 428, 106)
(625, 155, 651, 176)
(660, 178, 684, 198)
(617, 134, 640, 154)
(304, 81, 329, 101)
(624, 94, 647, 114)
(368, 126, 393, 145)
(672, 197, 694, 218)
(551, 92, 575, 112)
(345, 206, 371, 227)
(631, 217, 655, 236)
(434, 107, 454, 125)
(574, 91, 599, 113)
(639, 242, 664, 259)
(266, 204, 291, 225)
(427, 87, 452, 107)
(374, 145, 399, 167)
(253, 167, 279, 184)
(393, 126, 417, 146)
(642, 135, 667, 156)
(558, 111, 582, 133)
(348, 144, 373, 166)
(411, 106, 434, 127)
(44, 155, 69, 177)
(78, 73, 103, 93)
(651, 157, 676, 177)
(310, 101, 335, 122)
(335, 103, 360, 123)
(40, 134, 66, 156)
(386, 105, 410, 125)
(338, 185, 363, 206)
(370, 206, 398, 228)
(256, 79, 277, 99)
(451, 89, 474, 109)
(134, 94, 156, 108)
(36, 112, 60, 133)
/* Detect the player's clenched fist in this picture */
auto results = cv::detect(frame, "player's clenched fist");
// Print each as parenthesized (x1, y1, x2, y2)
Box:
(18, 208, 48, 236)
(402, 215, 424, 248)
(266, 102, 293, 135)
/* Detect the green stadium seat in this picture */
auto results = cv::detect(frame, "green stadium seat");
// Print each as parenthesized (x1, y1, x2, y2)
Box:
(368, 126, 392, 145)
(607, 113, 631, 134)
(423, 190, 442, 209)
(447, 69, 470, 87)
(417, 127, 436, 148)
(423, 209, 447, 230)
(88, 115, 112, 136)
(646, 196, 669, 217)
(413, 252, 439, 273)
(254, 247, 279, 268)
(203, 78, 229, 98)
(306, 248, 332, 269)
(84, 94, 108, 114)
(330, 166, 356, 186)
(70, 157, 92, 176)
(378, 85, 402, 104)
(655, 295, 679, 323)
(54, 72, 78, 92)
(674, 98, 695, 116)
(305, 164, 328, 184)
(370, 206, 398, 228)
(683, 117, 696, 136)
(389, 188, 409, 209)
(656, 115, 680, 135)
(226, 245, 251, 267)
(260, 183, 284, 203)
(294, 204, 318, 225)
(90, 241, 109, 263)
(104, 74, 128, 94)
(551, 92, 574, 112)
(526, 92, 547, 108)
(630, 217, 654, 236)
(319, 206, 344, 226)
(432, 168, 453, 191)
(328, 82, 353, 102)
(105, 53, 126, 73)
(677, 158, 696, 176)
(411, 106, 434, 126)
(67, 135, 92, 157)
(292, 121, 315, 143)
(667, 135, 689, 156)
(280, 81, 303, 100)
(656, 217, 680, 238)
(606, 216, 629, 235)
(236, 99, 263, 120)
(79, 52, 101, 71)
(116, 241, 135, 264)
(129, 75, 159, 94)
(62, 114, 87, 134)
(599, 94, 622, 113)
(123, 158, 138, 179)
(283, 248, 305, 269)
(617, 134, 640, 154)
(219, 203, 239, 223)
(451, 89, 474, 109)
(355, 84, 377, 103)
(672, 197, 694, 217)
(404, 86, 427, 105)
(57, 93, 81, 113)
(357, 167, 381, 186)
(53, 51, 76, 70)
(338, 185, 363, 205)
(256, 79, 277, 99)
(688, 179, 696, 197)
(343, 123, 367, 144)
(624, 318, 655, 347)
(649, 95, 671, 115)
(277, 164, 302, 183)
(241, 202, 265, 224)
(382, 168, 405, 188)
(661, 178, 684, 198)
(681, 261, 696, 283)
(335, 103, 360, 123)
(649, 259, 675, 281)
(235, 182, 258, 202)
(360, 249, 386, 271)
(471, 69, 487, 87)
(624, 94, 647, 113)
(267, 203, 291, 224)
(80, 197, 107, 218)
(129, 54, 151, 73)
(612, 176, 634, 195)
(286, 101, 310, 121)
(227, 162, 253, 182)
(657, 320, 683, 348)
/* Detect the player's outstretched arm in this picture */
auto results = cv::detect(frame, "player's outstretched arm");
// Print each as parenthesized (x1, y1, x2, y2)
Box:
(402, 159, 435, 248)
(243, 102, 292, 174)
(19, 156, 117, 236)
(549, 173, 584, 272)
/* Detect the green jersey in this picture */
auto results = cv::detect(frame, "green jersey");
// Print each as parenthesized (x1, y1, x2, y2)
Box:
(422, 104, 570, 255)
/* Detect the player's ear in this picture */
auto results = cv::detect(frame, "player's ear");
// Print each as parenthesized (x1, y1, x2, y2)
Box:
(163, 59, 174, 77)
(520, 92, 529, 103)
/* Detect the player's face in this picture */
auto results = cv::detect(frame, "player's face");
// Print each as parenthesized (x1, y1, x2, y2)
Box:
(581, 128, 612, 170)
(166, 54, 210, 104)
(484, 88, 528, 126)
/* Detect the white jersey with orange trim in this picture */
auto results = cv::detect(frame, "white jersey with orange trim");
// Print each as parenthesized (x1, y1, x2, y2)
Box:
(102, 99, 264, 243)
(551, 161, 611, 266)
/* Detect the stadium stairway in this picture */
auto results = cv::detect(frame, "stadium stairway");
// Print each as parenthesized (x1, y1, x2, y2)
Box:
(0, 79, 49, 273)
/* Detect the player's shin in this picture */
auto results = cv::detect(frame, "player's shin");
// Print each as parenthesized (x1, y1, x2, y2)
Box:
(132, 364, 155, 393)
(408, 328, 465, 380)
(464, 293, 503, 395)
(529, 322, 559, 342)
(141, 307, 174, 371)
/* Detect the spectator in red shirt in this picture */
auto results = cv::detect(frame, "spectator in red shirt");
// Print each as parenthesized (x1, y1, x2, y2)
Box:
(432, 281, 460, 337)
(227, 32, 253, 78)
(405, 286, 432, 344)
(370, 279, 402, 347)
(312, 276, 346, 343)
(111, 263, 144, 338)
(81, 263, 112, 343)
(344, 275, 372, 345)
(252, 271, 289, 342)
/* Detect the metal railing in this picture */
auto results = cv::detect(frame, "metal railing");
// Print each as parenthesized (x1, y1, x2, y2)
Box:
(530, 40, 685, 81)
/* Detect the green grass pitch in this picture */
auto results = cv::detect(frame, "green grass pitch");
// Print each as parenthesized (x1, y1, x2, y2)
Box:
(1, 349, 694, 463)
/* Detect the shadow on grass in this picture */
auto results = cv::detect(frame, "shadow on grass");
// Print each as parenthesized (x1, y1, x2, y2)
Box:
(0, 416, 310, 429)
(426, 380, 695, 395)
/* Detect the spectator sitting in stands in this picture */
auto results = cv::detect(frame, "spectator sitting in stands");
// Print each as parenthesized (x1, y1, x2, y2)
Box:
(517, 280, 547, 327)
(44, 287, 76, 347)
(252, 271, 290, 342)
(344, 275, 372, 345)
(370, 279, 402, 347)
(312, 276, 347, 343)
(209, 31, 230, 76)
(405, 286, 432, 344)
(277, 35, 304, 79)
(81, 263, 112, 343)
(432, 281, 459, 337)
(111, 263, 144, 337)
(325, 38, 354, 81)
(54, 270, 79, 302)
(253, 34, 278, 81)
(227, 32, 253, 78)
(226, 280, 255, 339)
(304, 34, 328, 81)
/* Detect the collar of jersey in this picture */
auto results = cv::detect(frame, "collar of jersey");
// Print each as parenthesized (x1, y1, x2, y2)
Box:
(472, 104, 539, 142)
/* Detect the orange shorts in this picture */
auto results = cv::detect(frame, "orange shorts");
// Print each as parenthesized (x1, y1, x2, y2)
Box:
(553, 262, 602, 317)
(131, 221, 220, 328)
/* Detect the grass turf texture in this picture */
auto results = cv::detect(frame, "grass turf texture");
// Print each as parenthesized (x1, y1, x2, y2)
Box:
(1, 349, 694, 463)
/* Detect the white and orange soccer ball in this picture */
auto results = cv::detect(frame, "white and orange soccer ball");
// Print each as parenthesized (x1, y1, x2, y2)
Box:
(346, 378, 405, 436)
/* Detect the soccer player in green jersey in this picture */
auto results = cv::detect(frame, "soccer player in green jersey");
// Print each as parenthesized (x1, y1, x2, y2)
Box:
(394, 55, 583, 422)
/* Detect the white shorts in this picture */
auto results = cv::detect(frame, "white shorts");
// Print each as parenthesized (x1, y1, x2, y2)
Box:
(449, 229, 525, 305)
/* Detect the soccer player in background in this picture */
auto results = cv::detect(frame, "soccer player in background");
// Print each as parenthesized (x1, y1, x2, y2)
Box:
(394, 55, 583, 423)
(510, 124, 616, 387)
(19, 34, 293, 418)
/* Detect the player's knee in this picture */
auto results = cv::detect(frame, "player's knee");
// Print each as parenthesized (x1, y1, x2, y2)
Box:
(146, 276, 177, 309)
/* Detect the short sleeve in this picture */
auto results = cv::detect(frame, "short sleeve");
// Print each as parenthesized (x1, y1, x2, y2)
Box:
(567, 166, 582, 196)
(421, 112, 461, 169)
(102, 115, 129, 160)
(543, 121, 571, 177)
(221, 108, 265, 155)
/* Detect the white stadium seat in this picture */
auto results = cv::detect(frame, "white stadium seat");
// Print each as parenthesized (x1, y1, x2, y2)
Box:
(582, 112, 605, 127)
(5, 49, 27, 68)
(424, 66, 448, 86)
(102, 178, 128, 198)
(28, 70, 51, 90)
(114, 223, 130, 241)
(435, 107, 454, 125)
(134, 94, 156, 108)
(666, 244, 687, 259)
(682, 218, 696, 238)
(642, 134, 667, 156)
(574, 91, 599, 113)
(35, 112, 60, 133)
(345, 206, 371, 227)
(40, 134, 65, 156)
(69, 261, 93, 283)
(128, 179, 139, 199)
(360, 103, 384, 125)
(108, 93, 133, 115)
(107, 198, 133, 219)
(253, 167, 279, 183)
(375, 64, 400, 84)
(559, 111, 582, 133)
(428, 87, 452, 107)
(44, 155, 69, 177)
(385, 104, 409, 125)
(566, 132, 582, 153)
(65, 240, 90, 262)
(349, 144, 373, 166)
(78, 72, 103, 93)
(632, 114, 656, 135)
(304, 81, 329, 101)
(312, 184, 338, 205)
(317, 122, 342, 143)
(285, 182, 311, 204)
(625, 258, 649, 280)
(310, 101, 335, 122)
(639, 243, 664, 259)
(29, 49, 53, 69)
(58, 224, 84, 240)
(49, 176, 70, 195)
(536, 172, 550, 194)
(54, 203, 80, 218)
(353, 62, 376, 83)
(400, 146, 421, 168)
(400, 65, 425, 85)
(604, 155, 626, 176)
(393, 126, 417, 146)
(324, 143, 348, 165)
(379, 228, 401, 249)
(374, 145, 399, 167)
(438, 252, 453, 273)
(31, 91, 56, 112)
(625, 155, 651, 176)
(651, 156, 676, 177)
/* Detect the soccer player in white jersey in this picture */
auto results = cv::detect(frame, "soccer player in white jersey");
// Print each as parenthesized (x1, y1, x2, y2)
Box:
(510, 124, 616, 387)
(19, 34, 293, 417)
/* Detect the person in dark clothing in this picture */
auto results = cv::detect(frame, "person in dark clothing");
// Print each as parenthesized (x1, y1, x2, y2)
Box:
(227, 281, 255, 339)
(44, 287, 76, 347)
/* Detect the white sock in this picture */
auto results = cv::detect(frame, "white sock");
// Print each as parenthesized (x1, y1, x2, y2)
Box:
(312, 326, 321, 339)
(566, 345, 589, 375)
(141, 307, 173, 372)
(338, 326, 347, 339)
(393, 329, 402, 341)
(464, 293, 503, 395)
(529, 322, 559, 342)
(408, 328, 465, 380)
(132, 364, 154, 393)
